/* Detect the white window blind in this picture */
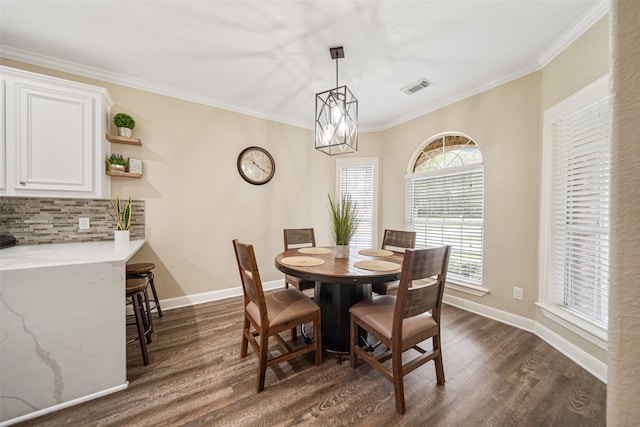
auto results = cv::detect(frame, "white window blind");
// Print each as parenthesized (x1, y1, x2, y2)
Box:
(549, 97, 610, 328)
(336, 159, 377, 250)
(406, 164, 483, 284)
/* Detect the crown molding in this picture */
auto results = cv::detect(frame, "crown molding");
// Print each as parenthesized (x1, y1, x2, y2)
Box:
(378, 62, 541, 131)
(0, 45, 313, 131)
(537, 0, 610, 68)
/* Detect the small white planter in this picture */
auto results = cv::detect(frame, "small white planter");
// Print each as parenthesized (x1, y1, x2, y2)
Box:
(117, 127, 132, 137)
(114, 229, 130, 244)
(334, 245, 350, 258)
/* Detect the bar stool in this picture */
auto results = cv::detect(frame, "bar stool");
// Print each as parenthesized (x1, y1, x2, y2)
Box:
(126, 278, 153, 366)
(126, 262, 163, 318)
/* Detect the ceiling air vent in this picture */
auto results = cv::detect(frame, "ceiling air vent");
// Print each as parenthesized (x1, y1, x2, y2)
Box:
(401, 78, 431, 95)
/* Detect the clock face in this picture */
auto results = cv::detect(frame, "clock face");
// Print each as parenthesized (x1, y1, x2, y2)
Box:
(237, 147, 275, 185)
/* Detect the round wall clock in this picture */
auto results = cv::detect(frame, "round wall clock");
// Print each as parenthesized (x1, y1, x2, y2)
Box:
(237, 146, 275, 185)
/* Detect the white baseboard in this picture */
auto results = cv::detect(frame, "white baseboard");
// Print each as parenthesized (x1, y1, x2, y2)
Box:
(443, 293, 607, 383)
(158, 279, 284, 311)
(1, 383, 128, 427)
(534, 323, 607, 383)
(443, 294, 536, 332)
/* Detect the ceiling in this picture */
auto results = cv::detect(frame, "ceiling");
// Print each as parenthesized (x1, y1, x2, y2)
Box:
(0, 1, 606, 131)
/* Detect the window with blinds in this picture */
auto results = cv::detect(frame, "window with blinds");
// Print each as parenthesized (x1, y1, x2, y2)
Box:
(544, 80, 610, 329)
(336, 158, 378, 250)
(405, 135, 484, 286)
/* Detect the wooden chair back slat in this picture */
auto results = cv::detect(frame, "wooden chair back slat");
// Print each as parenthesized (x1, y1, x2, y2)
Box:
(395, 246, 451, 321)
(382, 230, 416, 252)
(284, 228, 316, 250)
(233, 239, 267, 323)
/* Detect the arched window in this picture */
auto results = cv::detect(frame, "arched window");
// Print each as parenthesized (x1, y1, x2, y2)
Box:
(405, 133, 484, 286)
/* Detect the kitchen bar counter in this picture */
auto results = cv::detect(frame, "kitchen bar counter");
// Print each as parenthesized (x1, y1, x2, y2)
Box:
(0, 239, 145, 271)
(0, 240, 145, 425)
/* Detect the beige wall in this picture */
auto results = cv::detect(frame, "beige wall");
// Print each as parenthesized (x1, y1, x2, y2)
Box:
(534, 16, 610, 363)
(541, 17, 610, 110)
(379, 16, 610, 364)
(608, 0, 640, 424)
(1, 58, 382, 299)
(1, 14, 612, 366)
(381, 72, 542, 319)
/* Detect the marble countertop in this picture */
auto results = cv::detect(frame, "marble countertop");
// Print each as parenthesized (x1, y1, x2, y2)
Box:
(0, 240, 145, 271)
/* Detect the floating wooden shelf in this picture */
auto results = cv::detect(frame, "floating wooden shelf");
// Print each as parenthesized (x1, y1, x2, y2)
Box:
(105, 134, 142, 146)
(106, 170, 142, 179)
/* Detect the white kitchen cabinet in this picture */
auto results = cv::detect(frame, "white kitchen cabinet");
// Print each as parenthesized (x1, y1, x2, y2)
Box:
(0, 66, 113, 198)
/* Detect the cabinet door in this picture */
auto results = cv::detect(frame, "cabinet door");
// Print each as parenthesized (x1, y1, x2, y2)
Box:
(14, 82, 94, 194)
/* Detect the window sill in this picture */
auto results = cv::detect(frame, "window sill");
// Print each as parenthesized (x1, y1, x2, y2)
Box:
(445, 280, 489, 297)
(536, 302, 607, 350)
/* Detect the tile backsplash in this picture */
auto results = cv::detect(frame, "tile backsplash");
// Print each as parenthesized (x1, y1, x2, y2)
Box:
(0, 197, 145, 245)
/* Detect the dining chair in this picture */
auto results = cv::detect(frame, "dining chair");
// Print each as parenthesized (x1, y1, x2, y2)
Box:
(372, 229, 416, 295)
(283, 228, 318, 340)
(349, 245, 451, 414)
(283, 228, 317, 293)
(233, 239, 322, 392)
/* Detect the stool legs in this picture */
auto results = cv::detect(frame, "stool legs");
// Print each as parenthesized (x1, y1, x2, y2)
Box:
(131, 291, 149, 366)
(127, 270, 163, 318)
(142, 288, 153, 342)
(147, 272, 163, 318)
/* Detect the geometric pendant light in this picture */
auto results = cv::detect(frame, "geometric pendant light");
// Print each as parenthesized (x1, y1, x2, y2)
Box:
(315, 46, 358, 155)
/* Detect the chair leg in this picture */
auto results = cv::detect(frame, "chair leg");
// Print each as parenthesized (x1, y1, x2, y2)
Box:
(240, 317, 250, 358)
(132, 293, 149, 366)
(392, 345, 405, 414)
(350, 317, 358, 369)
(257, 332, 269, 392)
(433, 335, 445, 385)
(314, 312, 322, 366)
(291, 325, 297, 341)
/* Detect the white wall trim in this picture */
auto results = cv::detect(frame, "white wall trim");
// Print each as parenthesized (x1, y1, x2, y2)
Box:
(0, 383, 128, 427)
(537, 0, 610, 67)
(443, 293, 607, 383)
(158, 279, 284, 311)
(446, 282, 490, 297)
(0, 46, 311, 131)
(534, 322, 607, 383)
(443, 293, 535, 332)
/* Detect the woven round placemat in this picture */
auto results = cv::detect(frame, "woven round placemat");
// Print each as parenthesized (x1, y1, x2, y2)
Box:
(280, 256, 325, 267)
(358, 249, 394, 257)
(298, 247, 333, 255)
(353, 260, 401, 272)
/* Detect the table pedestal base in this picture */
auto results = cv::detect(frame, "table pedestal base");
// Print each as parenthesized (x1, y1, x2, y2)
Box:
(316, 282, 371, 354)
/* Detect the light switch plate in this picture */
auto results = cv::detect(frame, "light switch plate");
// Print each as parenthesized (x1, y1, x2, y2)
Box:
(79, 217, 90, 230)
(513, 287, 523, 301)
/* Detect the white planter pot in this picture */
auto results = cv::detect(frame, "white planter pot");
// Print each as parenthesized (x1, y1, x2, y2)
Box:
(114, 229, 130, 244)
(334, 245, 350, 258)
(117, 127, 132, 137)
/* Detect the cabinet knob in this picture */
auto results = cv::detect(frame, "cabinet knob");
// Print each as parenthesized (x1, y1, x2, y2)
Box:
(19, 181, 26, 185)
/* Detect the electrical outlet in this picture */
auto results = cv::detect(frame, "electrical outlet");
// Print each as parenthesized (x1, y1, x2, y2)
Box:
(79, 217, 90, 230)
(513, 287, 523, 301)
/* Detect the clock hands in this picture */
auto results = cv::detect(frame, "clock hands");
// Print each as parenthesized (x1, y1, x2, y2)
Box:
(250, 159, 268, 174)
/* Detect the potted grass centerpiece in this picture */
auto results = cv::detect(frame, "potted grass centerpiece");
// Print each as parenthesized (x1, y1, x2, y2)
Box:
(108, 194, 132, 243)
(328, 193, 359, 258)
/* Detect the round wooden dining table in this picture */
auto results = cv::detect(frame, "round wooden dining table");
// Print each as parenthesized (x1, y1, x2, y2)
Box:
(275, 247, 404, 355)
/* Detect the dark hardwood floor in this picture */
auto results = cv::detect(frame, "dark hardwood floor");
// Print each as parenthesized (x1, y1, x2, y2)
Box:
(20, 296, 605, 426)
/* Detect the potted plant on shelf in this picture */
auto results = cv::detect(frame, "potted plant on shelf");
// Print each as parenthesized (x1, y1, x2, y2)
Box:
(107, 153, 127, 172)
(113, 113, 136, 138)
(328, 193, 359, 258)
(108, 194, 132, 243)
